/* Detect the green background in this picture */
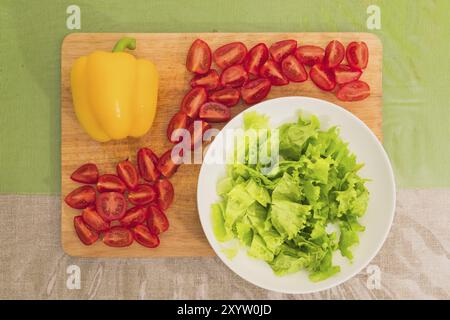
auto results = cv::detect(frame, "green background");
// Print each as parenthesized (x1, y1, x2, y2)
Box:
(0, 0, 449, 194)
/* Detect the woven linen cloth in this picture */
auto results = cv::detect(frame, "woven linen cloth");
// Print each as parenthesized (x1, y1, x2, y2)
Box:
(1, 190, 448, 299)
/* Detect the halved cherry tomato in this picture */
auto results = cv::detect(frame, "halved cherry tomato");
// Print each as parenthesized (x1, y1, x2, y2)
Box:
(186, 39, 211, 74)
(241, 78, 271, 105)
(82, 206, 109, 232)
(70, 163, 99, 184)
(167, 112, 192, 143)
(336, 80, 370, 101)
(180, 87, 208, 119)
(208, 88, 240, 107)
(74, 216, 98, 245)
(244, 43, 269, 76)
(333, 65, 362, 84)
(97, 174, 126, 193)
(346, 41, 369, 69)
(259, 60, 289, 86)
(213, 42, 247, 69)
(324, 40, 345, 68)
(294, 45, 325, 66)
(96, 191, 127, 222)
(199, 102, 231, 123)
(310, 64, 336, 91)
(219, 65, 248, 88)
(137, 148, 160, 182)
(116, 160, 139, 190)
(157, 149, 182, 178)
(131, 224, 160, 248)
(103, 227, 133, 247)
(147, 205, 169, 235)
(128, 184, 157, 206)
(155, 179, 174, 210)
(188, 120, 211, 149)
(190, 69, 220, 91)
(269, 40, 297, 63)
(281, 55, 307, 82)
(64, 185, 96, 209)
(119, 206, 148, 227)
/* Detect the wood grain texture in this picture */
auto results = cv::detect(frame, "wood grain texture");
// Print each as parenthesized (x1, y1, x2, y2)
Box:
(61, 33, 382, 257)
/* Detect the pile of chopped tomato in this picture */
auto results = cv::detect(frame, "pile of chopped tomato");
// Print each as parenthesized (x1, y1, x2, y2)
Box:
(65, 148, 174, 248)
(168, 38, 370, 142)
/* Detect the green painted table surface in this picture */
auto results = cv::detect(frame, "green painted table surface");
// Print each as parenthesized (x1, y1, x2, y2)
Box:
(1, 0, 450, 194)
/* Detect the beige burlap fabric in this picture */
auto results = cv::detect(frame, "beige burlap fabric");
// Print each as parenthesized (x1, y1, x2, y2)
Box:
(0, 189, 449, 299)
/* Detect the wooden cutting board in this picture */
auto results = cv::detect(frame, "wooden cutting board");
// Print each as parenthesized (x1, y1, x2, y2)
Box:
(61, 33, 382, 257)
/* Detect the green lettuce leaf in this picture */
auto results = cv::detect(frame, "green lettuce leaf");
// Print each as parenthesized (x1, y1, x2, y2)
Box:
(271, 200, 311, 239)
(236, 218, 253, 246)
(211, 203, 233, 242)
(248, 234, 274, 262)
(246, 179, 271, 207)
(338, 222, 360, 260)
(271, 172, 302, 202)
(244, 111, 269, 130)
(224, 184, 254, 230)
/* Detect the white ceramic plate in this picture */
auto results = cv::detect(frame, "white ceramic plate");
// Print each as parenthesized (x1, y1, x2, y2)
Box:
(197, 97, 396, 294)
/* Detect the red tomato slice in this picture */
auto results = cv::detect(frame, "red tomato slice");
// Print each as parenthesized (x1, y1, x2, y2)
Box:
(64, 185, 96, 209)
(346, 41, 369, 69)
(82, 206, 109, 232)
(188, 120, 211, 149)
(324, 40, 345, 68)
(137, 148, 160, 182)
(241, 78, 271, 105)
(186, 39, 211, 74)
(269, 40, 297, 63)
(116, 160, 139, 190)
(96, 191, 127, 222)
(281, 55, 307, 82)
(119, 206, 148, 227)
(336, 80, 370, 101)
(259, 60, 289, 86)
(70, 163, 98, 184)
(74, 216, 98, 245)
(157, 149, 182, 178)
(294, 45, 325, 66)
(244, 43, 269, 76)
(180, 87, 208, 119)
(213, 42, 247, 69)
(190, 69, 220, 91)
(167, 112, 192, 143)
(128, 184, 157, 206)
(219, 65, 248, 88)
(131, 224, 160, 248)
(310, 64, 336, 91)
(199, 102, 231, 123)
(208, 88, 240, 107)
(147, 205, 169, 235)
(103, 227, 133, 247)
(333, 65, 362, 84)
(155, 179, 174, 210)
(97, 174, 126, 193)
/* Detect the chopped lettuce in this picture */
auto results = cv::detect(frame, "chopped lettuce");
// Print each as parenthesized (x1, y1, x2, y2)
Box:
(248, 234, 274, 262)
(244, 111, 269, 130)
(212, 111, 370, 282)
(271, 200, 310, 239)
(245, 179, 271, 207)
(211, 203, 233, 242)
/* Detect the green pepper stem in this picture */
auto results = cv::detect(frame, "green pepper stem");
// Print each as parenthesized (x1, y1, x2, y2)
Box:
(112, 37, 136, 52)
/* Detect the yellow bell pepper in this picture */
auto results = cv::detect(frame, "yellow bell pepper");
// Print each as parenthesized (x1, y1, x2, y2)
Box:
(71, 37, 158, 142)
